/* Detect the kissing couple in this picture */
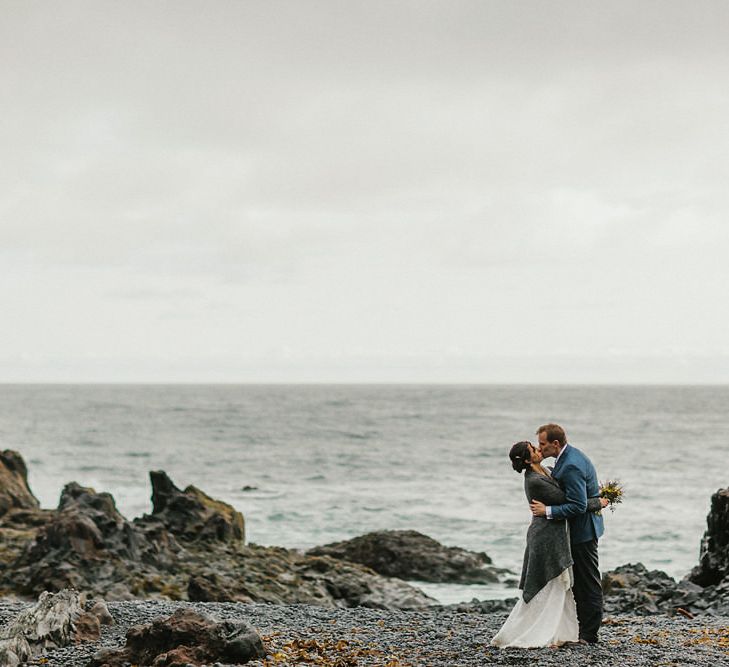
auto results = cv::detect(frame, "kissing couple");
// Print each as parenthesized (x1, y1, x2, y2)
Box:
(492, 423, 608, 648)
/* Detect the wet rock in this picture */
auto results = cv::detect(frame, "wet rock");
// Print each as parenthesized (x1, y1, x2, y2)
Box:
(181, 544, 435, 610)
(7, 482, 179, 598)
(57, 483, 140, 558)
(0, 508, 52, 592)
(706, 576, 729, 615)
(689, 487, 729, 587)
(141, 470, 245, 544)
(299, 554, 436, 609)
(0, 450, 40, 517)
(308, 530, 507, 584)
(603, 562, 676, 595)
(601, 562, 716, 617)
(88, 607, 265, 667)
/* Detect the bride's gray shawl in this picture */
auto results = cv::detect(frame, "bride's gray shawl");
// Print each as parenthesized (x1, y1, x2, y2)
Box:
(518, 469, 573, 603)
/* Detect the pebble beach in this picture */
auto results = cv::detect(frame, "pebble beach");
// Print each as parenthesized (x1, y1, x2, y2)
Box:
(1, 599, 727, 666)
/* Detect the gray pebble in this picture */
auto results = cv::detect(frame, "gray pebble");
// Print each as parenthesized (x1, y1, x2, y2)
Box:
(0, 598, 726, 666)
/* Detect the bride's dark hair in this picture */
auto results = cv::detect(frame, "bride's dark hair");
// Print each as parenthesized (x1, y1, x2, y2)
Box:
(509, 441, 532, 473)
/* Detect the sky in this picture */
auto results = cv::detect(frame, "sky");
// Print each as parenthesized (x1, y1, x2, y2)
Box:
(2, 1, 729, 383)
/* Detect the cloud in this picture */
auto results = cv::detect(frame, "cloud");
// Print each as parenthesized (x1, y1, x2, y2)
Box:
(1, 1, 729, 380)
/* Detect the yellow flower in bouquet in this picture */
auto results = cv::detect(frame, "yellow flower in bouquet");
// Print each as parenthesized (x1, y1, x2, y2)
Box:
(599, 479, 624, 513)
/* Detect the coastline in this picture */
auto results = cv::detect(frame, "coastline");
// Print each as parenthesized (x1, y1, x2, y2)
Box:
(4, 383, 726, 585)
(2, 449, 728, 664)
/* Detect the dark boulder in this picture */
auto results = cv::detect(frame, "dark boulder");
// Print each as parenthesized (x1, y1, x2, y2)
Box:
(4, 471, 246, 598)
(601, 562, 715, 616)
(603, 562, 677, 615)
(297, 553, 435, 609)
(0, 450, 39, 517)
(6, 482, 183, 598)
(689, 487, 729, 587)
(308, 530, 507, 584)
(142, 470, 245, 544)
(88, 608, 265, 667)
(181, 544, 435, 609)
(56, 482, 141, 560)
(0, 508, 52, 590)
(703, 576, 729, 615)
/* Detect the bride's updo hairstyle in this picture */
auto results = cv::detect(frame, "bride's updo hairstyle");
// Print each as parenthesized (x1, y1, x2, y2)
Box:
(509, 441, 532, 473)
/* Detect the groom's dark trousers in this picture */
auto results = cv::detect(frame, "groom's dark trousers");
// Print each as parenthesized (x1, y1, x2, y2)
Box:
(571, 538, 602, 643)
(549, 444, 605, 643)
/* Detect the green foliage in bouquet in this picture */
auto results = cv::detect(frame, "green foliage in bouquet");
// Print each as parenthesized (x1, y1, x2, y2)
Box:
(599, 479, 624, 513)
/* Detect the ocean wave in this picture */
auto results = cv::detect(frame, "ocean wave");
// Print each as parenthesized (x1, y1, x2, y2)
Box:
(237, 489, 286, 500)
(637, 532, 682, 542)
(332, 430, 379, 440)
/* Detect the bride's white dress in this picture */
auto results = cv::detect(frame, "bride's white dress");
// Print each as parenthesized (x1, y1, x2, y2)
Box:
(491, 568, 578, 648)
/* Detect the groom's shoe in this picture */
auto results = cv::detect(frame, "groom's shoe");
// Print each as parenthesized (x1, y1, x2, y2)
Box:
(578, 638, 599, 645)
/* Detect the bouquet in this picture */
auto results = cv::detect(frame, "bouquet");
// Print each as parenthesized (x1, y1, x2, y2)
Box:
(599, 479, 624, 513)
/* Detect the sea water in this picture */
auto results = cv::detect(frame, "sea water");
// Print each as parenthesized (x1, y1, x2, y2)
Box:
(0, 384, 725, 604)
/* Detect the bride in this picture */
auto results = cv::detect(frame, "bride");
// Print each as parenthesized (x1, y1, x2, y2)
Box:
(491, 441, 606, 648)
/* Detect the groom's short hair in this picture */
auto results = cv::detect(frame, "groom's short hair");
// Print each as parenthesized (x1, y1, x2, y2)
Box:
(537, 423, 566, 447)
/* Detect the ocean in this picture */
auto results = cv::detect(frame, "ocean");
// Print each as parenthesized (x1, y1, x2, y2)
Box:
(0, 384, 725, 604)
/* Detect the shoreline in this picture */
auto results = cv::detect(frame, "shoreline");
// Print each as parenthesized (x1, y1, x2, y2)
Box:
(2, 599, 728, 666)
(1, 450, 726, 618)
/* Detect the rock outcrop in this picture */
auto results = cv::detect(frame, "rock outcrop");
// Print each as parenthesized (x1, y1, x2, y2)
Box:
(143, 470, 245, 544)
(601, 562, 729, 617)
(308, 530, 510, 584)
(0, 454, 434, 610)
(89, 608, 265, 667)
(179, 543, 434, 609)
(689, 487, 729, 588)
(602, 563, 699, 616)
(0, 450, 40, 516)
(8, 481, 181, 598)
(599, 488, 729, 617)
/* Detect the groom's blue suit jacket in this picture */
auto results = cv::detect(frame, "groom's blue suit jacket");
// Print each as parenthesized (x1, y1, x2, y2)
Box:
(550, 444, 605, 545)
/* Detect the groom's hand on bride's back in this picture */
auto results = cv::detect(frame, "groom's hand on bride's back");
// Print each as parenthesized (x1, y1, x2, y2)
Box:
(530, 500, 547, 517)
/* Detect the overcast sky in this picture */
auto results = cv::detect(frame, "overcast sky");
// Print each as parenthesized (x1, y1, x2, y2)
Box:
(2, 1, 728, 383)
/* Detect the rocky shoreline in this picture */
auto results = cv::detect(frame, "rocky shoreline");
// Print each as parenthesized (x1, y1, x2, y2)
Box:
(1, 449, 728, 664)
(0, 450, 513, 609)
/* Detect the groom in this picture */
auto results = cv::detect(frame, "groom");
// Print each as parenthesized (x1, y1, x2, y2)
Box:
(529, 423, 605, 644)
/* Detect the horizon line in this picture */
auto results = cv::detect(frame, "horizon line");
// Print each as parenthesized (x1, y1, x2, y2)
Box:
(1, 381, 728, 387)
